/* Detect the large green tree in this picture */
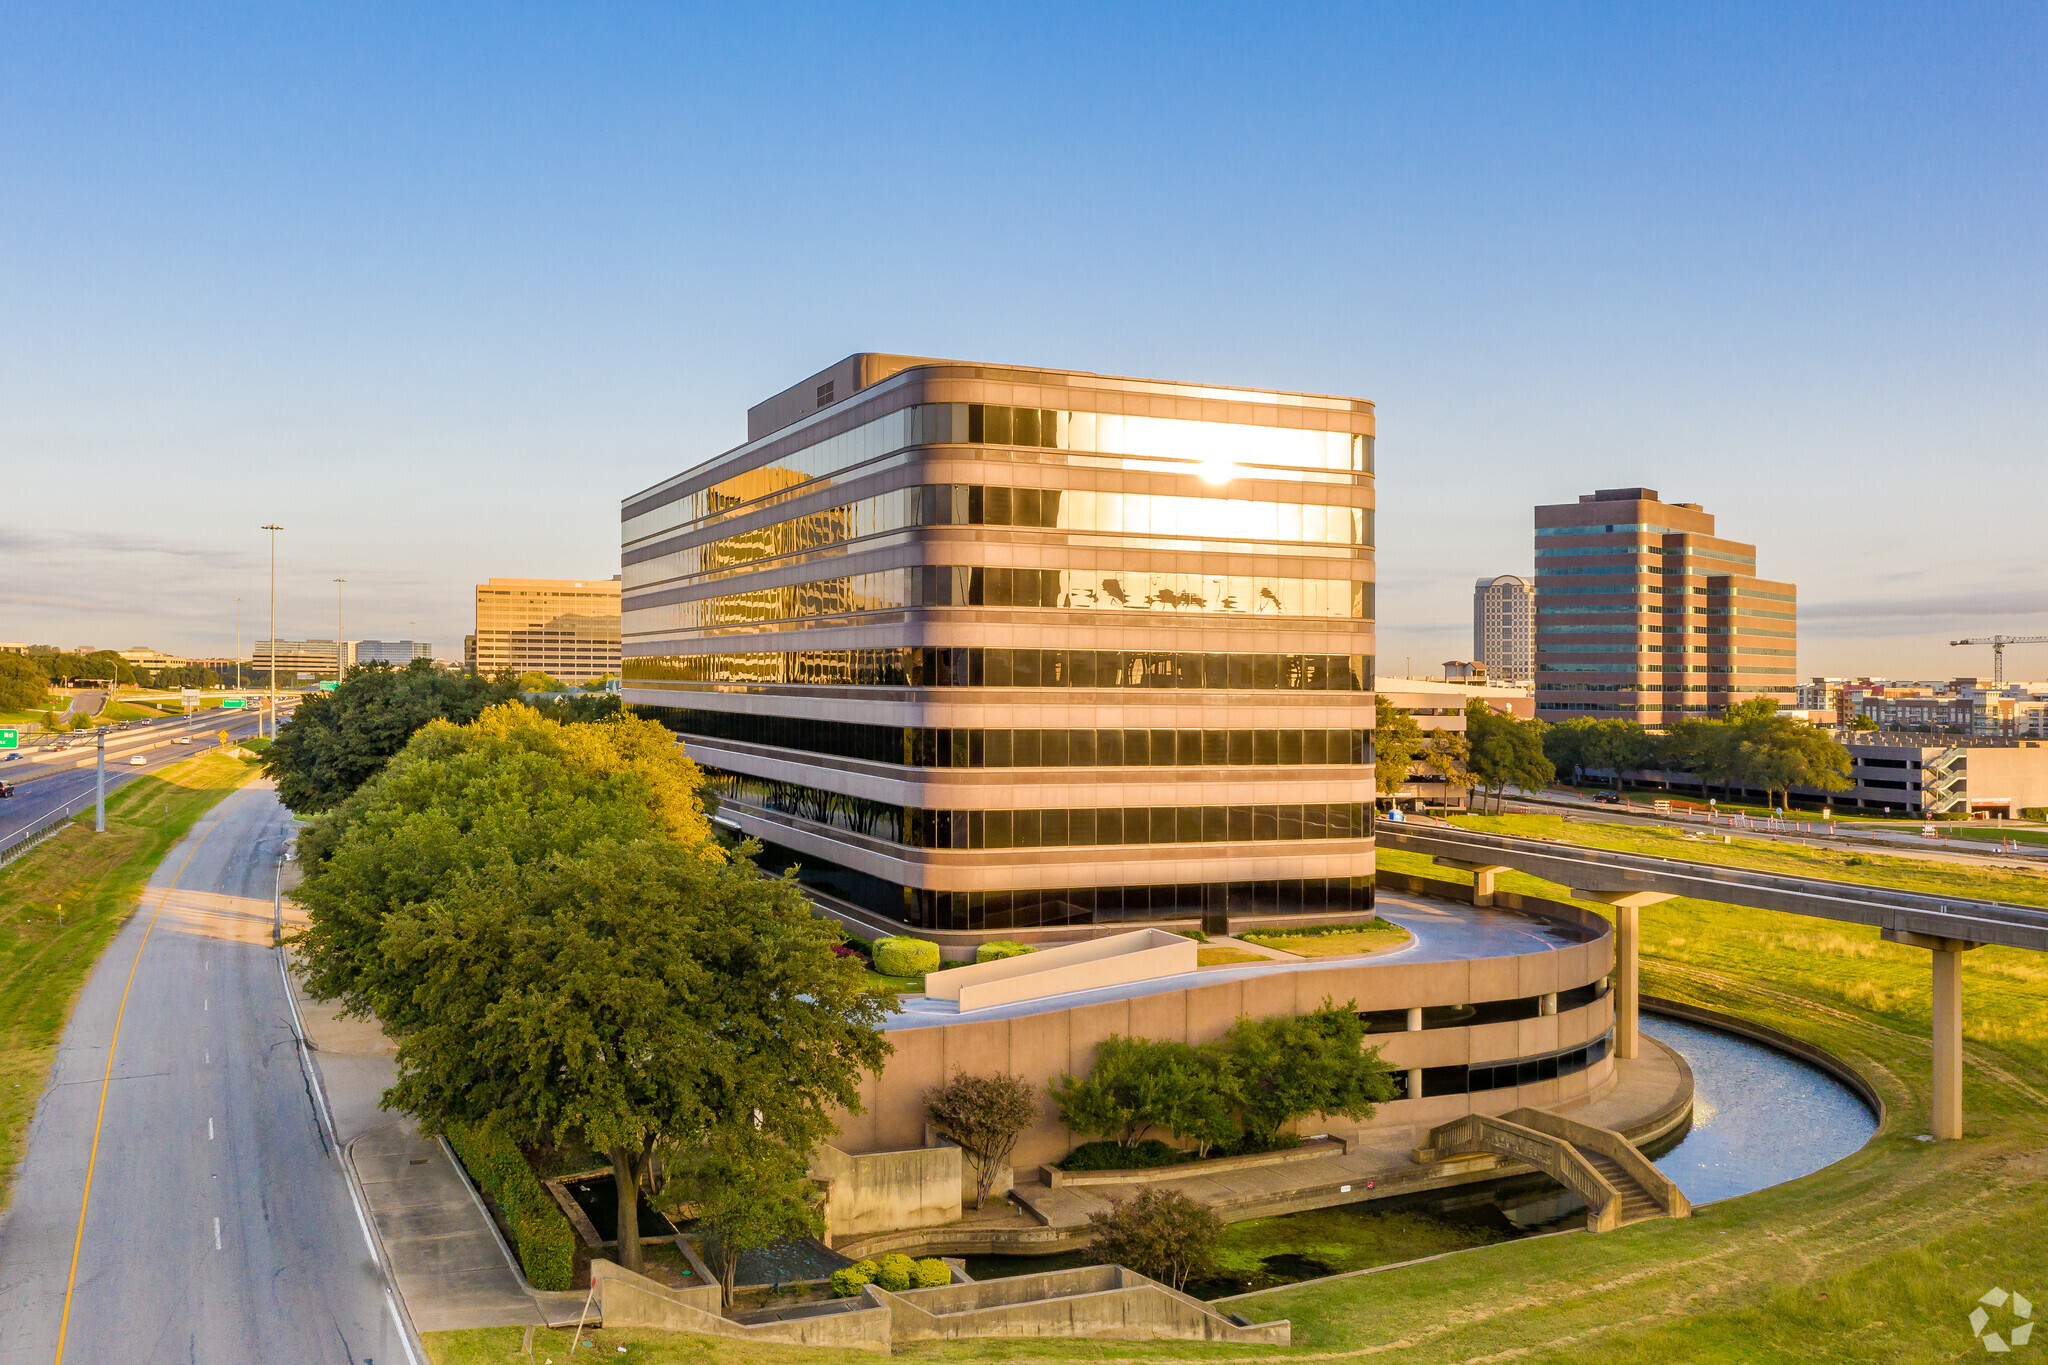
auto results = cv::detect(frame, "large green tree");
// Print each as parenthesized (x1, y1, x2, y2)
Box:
(293, 702, 721, 1025)
(662, 1126, 826, 1310)
(1464, 702, 1555, 813)
(1216, 1002, 1397, 1146)
(0, 652, 48, 710)
(262, 659, 518, 812)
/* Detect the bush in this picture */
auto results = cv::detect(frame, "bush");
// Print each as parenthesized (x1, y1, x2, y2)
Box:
(1084, 1188, 1222, 1291)
(444, 1121, 576, 1291)
(975, 940, 1035, 963)
(1059, 1138, 1189, 1171)
(1175, 928, 1208, 943)
(874, 1253, 918, 1292)
(874, 937, 941, 977)
(830, 1266, 872, 1298)
(913, 1257, 951, 1288)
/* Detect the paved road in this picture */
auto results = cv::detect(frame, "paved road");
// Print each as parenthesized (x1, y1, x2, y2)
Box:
(0, 710, 284, 851)
(0, 780, 412, 1363)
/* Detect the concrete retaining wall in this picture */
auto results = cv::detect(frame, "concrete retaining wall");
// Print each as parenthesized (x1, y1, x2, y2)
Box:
(589, 1261, 892, 1352)
(811, 1142, 961, 1243)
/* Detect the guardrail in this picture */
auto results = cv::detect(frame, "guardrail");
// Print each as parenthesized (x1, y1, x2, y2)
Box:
(0, 785, 101, 869)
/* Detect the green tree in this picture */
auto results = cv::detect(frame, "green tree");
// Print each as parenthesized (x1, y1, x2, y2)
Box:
(513, 670, 567, 692)
(925, 1072, 1039, 1210)
(1849, 712, 1878, 732)
(262, 659, 518, 813)
(1465, 703, 1555, 813)
(1051, 1036, 1181, 1147)
(1084, 1188, 1222, 1292)
(293, 702, 722, 1031)
(1563, 718, 1653, 792)
(1372, 694, 1425, 800)
(1214, 1002, 1396, 1147)
(1149, 1046, 1243, 1159)
(662, 1126, 825, 1311)
(0, 652, 47, 710)
(1419, 729, 1473, 807)
(360, 838, 889, 1273)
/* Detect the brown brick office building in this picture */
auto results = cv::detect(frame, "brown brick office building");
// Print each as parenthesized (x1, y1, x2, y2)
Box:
(1535, 488, 1797, 724)
(621, 354, 1379, 936)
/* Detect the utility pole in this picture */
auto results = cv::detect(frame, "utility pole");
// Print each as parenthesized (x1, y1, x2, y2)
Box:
(234, 597, 243, 690)
(94, 726, 105, 833)
(263, 525, 283, 738)
(333, 577, 347, 682)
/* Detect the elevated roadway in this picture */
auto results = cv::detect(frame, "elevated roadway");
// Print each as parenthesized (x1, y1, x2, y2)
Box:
(1380, 820, 2048, 1140)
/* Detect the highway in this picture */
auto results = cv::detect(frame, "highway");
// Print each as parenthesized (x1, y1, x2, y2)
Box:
(0, 779, 412, 1363)
(1, 706, 290, 853)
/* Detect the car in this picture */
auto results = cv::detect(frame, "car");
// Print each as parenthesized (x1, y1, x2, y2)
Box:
(3, 752, 20, 762)
(128, 755, 147, 765)
(1593, 791, 1623, 805)
(0, 783, 13, 798)
(172, 737, 193, 745)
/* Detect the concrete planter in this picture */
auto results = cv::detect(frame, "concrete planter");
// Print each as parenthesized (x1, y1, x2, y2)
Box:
(1044, 1135, 1351, 1189)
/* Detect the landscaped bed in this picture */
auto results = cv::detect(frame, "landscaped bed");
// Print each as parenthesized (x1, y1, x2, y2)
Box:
(1239, 917, 1412, 957)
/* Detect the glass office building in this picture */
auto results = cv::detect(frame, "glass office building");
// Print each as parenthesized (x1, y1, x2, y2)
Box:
(623, 354, 1378, 935)
(470, 577, 622, 685)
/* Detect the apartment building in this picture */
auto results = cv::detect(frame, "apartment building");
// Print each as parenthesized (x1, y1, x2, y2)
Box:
(621, 352, 1378, 937)
(355, 639, 433, 666)
(1534, 488, 1796, 724)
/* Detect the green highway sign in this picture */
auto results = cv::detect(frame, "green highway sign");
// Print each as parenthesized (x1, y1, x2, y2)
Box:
(317, 681, 339, 692)
(221, 699, 247, 709)
(0, 728, 16, 749)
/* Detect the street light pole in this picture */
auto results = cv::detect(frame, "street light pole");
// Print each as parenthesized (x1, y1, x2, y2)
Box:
(234, 597, 243, 690)
(333, 577, 347, 682)
(263, 525, 283, 738)
(94, 726, 105, 833)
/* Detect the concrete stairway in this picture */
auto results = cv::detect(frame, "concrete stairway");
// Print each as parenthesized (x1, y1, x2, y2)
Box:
(1573, 1147, 1664, 1224)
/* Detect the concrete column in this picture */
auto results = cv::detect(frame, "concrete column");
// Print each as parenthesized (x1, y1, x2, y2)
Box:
(1614, 904, 1639, 1060)
(1882, 927, 1981, 1142)
(1932, 945, 1964, 1141)
(1405, 1007, 1424, 1101)
(1435, 859, 1511, 908)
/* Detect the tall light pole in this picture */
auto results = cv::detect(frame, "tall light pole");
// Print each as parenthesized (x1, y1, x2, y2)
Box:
(333, 577, 347, 682)
(233, 598, 243, 690)
(263, 525, 283, 738)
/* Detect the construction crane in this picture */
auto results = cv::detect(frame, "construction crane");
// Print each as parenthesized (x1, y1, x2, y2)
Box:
(1949, 634, 2048, 684)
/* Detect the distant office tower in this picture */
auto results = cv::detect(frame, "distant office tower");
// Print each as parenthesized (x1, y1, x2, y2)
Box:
(470, 578, 621, 684)
(1534, 488, 1796, 723)
(252, 639, 347, 681)
(1472, 575, 1534, 683)
(355, 639, 433, 665)
(621, 352, 1378, 936)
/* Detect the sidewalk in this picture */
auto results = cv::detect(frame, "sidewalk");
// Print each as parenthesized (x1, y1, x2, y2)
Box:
(281, 942, 557, 1331)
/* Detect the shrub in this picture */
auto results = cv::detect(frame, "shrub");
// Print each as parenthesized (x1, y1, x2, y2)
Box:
(1084, 1188, 1222, 1291)
(829, 1266, 872, 1298)
(874, 937, 941, 977)
(874, 1253, 918, 1292)
(975, 940, 1035, 962)
(444, 1121, 576, 1291)
(1058, 1138, 1188, 1171)
(1175, 928, 1209, 943)
(1215, 1001, 1398, 1146)
(2022, 807, 2046, 821)
(913, 1257, 951, 1288)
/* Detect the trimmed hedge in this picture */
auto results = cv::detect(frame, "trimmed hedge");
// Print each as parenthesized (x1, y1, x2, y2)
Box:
(874, 937, 940, 977)
(975, 940, 1035, 963)
(444, 1121, 576, 1291)
(913, 1256, 951, 1287)
(1057, 1138, 1190, 1171)
(875, 1252, 918, 1292)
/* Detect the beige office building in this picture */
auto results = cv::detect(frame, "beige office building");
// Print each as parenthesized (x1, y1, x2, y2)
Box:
(1535, 488, 1796, 724)
(622, 353, 1378, 937)
(470, 577, 621, 685)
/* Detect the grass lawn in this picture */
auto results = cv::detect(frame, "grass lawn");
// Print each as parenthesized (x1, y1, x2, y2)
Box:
(0, 748, 258, 1210)
(1198, 944, 1269, 966)
(1213, 1204, 1514, 1289)
(1446, 810, 2048, 910)
(1240, 918, 1412, 958)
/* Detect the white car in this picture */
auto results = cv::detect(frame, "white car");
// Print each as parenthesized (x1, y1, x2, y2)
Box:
(129, 755, 147, 766)
(172, 737, 193, 745)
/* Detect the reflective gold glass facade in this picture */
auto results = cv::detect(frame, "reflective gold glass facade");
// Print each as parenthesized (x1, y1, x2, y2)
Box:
(623, 356, 1376, 935)
(471, 577, 622, 685)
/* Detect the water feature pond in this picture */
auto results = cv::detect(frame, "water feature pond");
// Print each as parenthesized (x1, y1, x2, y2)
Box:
(968, 1011, 1878, 1298)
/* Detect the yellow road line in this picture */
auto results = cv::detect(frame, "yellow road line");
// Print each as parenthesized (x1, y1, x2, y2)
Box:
(51, 797, 230, 1365)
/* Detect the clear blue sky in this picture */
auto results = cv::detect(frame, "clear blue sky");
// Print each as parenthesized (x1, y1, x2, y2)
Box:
(3, 4, 2043, 679)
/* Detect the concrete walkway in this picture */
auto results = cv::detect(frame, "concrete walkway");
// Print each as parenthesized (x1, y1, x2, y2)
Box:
(281, 942, 553, 1331)
(1010, 1035, 1693, 1233)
